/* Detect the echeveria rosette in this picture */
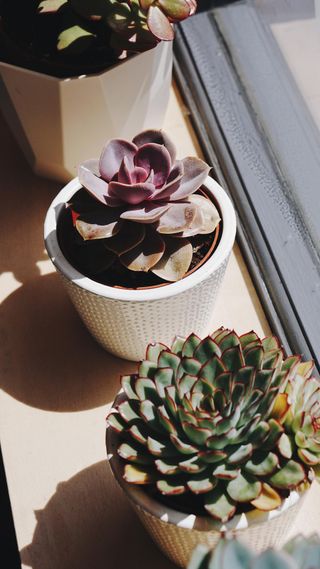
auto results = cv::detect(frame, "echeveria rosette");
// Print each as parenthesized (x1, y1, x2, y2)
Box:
(281, 363, 320, 478)
(107, 328, 318, 523)
(188, 536, 320, 569)
(75, 129, 219, 282)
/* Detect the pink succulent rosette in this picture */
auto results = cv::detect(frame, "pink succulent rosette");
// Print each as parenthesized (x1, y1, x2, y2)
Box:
(74, 129, 220, 282)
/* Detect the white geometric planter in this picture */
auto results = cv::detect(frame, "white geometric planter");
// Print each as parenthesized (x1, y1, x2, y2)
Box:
(107, 425, 308, 568)
(0, 41, 172, 182)
(44, 176, 236, 361)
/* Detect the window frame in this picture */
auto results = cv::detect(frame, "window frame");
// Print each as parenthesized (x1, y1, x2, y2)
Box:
(174, 0, 320, 371)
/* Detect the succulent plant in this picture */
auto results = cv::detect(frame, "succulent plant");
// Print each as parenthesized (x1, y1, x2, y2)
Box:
(70, 129, 219, 282)
(188, 536, 320, 569)
(107, 328, 320, 522)
(37, 0, 197, 55)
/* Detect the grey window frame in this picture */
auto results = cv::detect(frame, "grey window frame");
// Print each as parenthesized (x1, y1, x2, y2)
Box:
(174, 0, 320, 372)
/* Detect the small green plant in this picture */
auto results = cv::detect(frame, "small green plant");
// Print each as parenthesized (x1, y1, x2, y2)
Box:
(69, 129, 219, 282)
(37, 0, 197, 54)
(107, 328, 319, 522)
(188, 536, 320, 569)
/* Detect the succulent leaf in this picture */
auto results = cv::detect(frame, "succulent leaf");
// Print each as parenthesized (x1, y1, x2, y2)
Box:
(108, 328, 317, 522)
(188, 536, 320, 569)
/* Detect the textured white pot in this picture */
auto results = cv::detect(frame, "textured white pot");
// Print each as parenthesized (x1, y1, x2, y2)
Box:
(44, 175, 236, 361)
(0, 41, 172, 182)
(107, 425, 307, 568)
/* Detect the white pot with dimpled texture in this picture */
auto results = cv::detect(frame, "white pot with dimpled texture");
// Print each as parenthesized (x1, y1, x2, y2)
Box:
(44, 175, 236, 361)
(0, 42, 172, 183)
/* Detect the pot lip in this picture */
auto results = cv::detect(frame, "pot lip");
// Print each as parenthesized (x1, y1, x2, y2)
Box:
(0, 37, 169, 81)
(44, 175, 236, 302)
(106, 423, 306, 532)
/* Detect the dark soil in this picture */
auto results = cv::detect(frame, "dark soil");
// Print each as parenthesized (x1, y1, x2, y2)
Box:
(57, 188, 222, 290)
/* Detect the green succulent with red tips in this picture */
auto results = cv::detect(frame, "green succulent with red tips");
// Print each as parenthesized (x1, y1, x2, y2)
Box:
(107, 328, 319, 522)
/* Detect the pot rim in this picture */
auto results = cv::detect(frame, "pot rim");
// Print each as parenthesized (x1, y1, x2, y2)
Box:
(106, 423, 305, 533)
(0, 29, 169, 81)
(44, 175, 236, 302)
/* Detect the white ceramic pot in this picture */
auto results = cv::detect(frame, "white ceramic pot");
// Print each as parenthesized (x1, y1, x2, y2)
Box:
(107, 426, 307, 568)
(0, 42, 172, 182)
(44, 175, 236, 361)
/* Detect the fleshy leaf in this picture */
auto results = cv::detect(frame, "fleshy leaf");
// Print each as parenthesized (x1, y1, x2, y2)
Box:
(104, 222, 145, 254)
(151, 237, 193, 281)
(269, 460, 305, 489)
(120, 229, 165, 271)
(108, 181, 155, 204)
(188, 194, 220, 234)
(251, 483, 282, 511)
(134, 142, 171, 188)
(168, 157, 210, 200)
(78, 160, 112, 205)
(118, 442, 152, 465)
(147, 5, 174, 41)
(123, 464, 154, 484)
(245, 452, 279, 476)
(182, 334, 201, 357)
(57, 26, 94, 53)
(99, 139, 137, 182)
(227, 473, 262, 502)
(194, 337, 221, 364)
(132, 130, 176, 163)
(120, 203, 170, 223)
(76, 215, 121, 240)
(156, 202, 197, 234)
(156, 479, 186, 494)
(204, 486, 236, 522)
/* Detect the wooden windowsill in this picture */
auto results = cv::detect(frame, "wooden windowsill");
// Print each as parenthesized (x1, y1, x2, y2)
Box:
(0, 84, 318, 569)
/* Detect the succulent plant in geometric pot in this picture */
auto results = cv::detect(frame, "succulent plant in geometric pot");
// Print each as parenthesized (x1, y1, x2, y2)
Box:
(0, 1, 197, 181)
(44, 130, 236, 360)
(188, 535, 320, 569)
(106, 328, 320, 566)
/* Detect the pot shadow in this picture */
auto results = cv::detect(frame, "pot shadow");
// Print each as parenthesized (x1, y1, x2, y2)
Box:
(0, 110, 60, 284)
(20, 460, 177, 569)
(0, 273, 135, 412)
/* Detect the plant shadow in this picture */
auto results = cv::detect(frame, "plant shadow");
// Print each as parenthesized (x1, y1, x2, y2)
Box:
(0, 272, 135, 411)
(20, 460, 177, 569)
(0, 110, 60, 284)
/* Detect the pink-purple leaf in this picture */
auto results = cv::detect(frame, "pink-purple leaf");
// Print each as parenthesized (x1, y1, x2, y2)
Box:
(120, 203, 170, 223)
(132, 129, 177, 163)
(134, 143, 171, 188)
(188, 194, 220, 234)
(120, 229, 165, 272)
(99, 139, 137, 181)
(104, 223, 146, 255)
(168, 157, 210, 200)
(153, 160, 184, 200)
(151, 237, 192, 281)
(117, 157, 132, 184)
(78, 159, 111, 205)
(147, 5, 174, 40)
(75, 213, 122, 240)
(156, 202, 197, 234)
(130, 166, 149, 184)
(108, 181, 155, 204)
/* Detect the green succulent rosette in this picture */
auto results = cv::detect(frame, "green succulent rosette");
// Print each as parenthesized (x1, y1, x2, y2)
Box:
(188, 535, 320, 569)
(107, 328, 319, 522)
